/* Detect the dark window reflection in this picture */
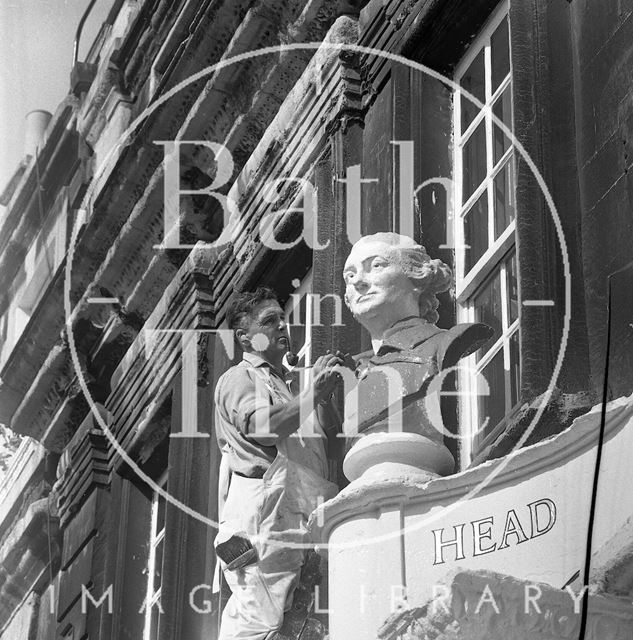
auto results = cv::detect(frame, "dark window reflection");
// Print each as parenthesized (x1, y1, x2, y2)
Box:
(478, 349, 506, 437)
(494, 160, 515, 238)
(473, 271, 503, 357)
(461, 50, 486, 132)
(491, 17, 510, 92)
(462, 120, 487, 202)
(493, 85, 512, 165)
(506, 251, 519, 323)
(464, 193, 488, 272)
(154, 538, 164, 588)
(510, 331, 520, 406)
(157, 495, 166, 531)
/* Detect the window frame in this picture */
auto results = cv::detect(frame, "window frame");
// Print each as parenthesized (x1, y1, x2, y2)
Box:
(452, 0, 521, 465)
(284, 270, 314, 388)
(143, 471, 168, 640)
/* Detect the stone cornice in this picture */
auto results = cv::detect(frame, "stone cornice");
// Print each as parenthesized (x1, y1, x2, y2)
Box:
(0, 0, 355, 454)
(0, 159, 28, 207)
(0, 441, 46, 528)
(45, 0, 354, 416)
(0, 98, 78, 257)
(3, 312, 96, 449)
(55, 405, 111, 528)
(65, 0, 346, 348)
(356, 0, 505, 108)
(210, 15, 364, 311)
(105, 246, 216, 471)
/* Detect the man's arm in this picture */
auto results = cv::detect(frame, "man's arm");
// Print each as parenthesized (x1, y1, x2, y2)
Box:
(247, 353, 346, 446)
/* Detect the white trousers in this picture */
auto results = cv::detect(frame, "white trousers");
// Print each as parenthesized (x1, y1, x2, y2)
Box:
(218, 549, 305, 640)
(216, 448, 337, 640)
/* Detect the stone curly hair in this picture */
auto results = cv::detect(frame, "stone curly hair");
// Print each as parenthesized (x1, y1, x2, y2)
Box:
(345, 232, 452, 324)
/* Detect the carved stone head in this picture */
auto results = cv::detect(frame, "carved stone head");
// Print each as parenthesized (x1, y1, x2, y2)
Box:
(343, 233, 452, 337)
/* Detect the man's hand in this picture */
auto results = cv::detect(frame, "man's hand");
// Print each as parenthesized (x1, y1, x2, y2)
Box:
(247, 350, 355, 444)
(312, 351, 355, 403)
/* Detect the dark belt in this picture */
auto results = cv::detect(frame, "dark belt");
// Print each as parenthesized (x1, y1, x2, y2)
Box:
(233, 469, 266, 480)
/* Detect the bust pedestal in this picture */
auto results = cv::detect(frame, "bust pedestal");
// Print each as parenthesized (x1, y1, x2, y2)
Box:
(341, 321, 494, 483)
(343, 432, 455, 483)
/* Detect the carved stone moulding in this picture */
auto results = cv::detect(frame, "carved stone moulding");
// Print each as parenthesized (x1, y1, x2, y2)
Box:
(377, 570, 633, 640)
(8, 345, 75, 441)
(55, 404, 111, 529)
(0, 498, 61, 630)
(343, 432, 455, 482)
(312, 397, 633, 639)
(104, 246, 216, 465)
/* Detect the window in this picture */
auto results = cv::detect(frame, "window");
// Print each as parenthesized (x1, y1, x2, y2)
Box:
(143, 474, 167, 640)
(454, 2, 520, 463)
(284, 270, 314, 387)
(0, 192, 67, 369)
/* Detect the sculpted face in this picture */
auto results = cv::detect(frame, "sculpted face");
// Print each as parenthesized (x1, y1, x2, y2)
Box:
(343, 240, 420, 332)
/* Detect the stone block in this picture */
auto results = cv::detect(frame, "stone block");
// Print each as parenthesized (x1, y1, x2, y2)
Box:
(61, 490, 97, 570)
(376, 570, 633, 640)
(57, 538, 95, 620)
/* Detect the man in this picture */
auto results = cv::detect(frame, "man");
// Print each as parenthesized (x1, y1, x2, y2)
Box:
(214, 287, 344, 640)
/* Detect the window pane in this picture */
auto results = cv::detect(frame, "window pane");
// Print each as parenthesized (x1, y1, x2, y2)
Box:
(462, 120, 487, 202)
(506, 251, 518, 323)
(463, 193, 488, 272)
(154, 538, 164, 589)
(494, 159, 515, 238)
(491, 17, 510, 92)
(156, 495, 166, 531)
(460, 50, 486, 132)
(289, 325, 306, 363)
(288, 293, 307, 361)
(473, 271, 503, 357)
(478, 349, 506, 437)
(493, 84, 512, 165)
(150, 605, 161, 640)
(510, 331, 520, 407)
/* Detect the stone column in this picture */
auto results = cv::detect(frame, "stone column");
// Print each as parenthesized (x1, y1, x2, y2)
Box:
(311, 14, 366, 486)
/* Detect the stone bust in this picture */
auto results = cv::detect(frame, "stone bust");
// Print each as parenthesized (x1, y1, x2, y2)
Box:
(341, 232, 493, 481)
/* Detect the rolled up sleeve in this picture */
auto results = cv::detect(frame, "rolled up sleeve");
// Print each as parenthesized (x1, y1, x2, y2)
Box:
(215, 367, 271, 437)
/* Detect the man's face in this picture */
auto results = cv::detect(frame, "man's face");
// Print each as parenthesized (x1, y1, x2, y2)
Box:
(343, 240, 419, 322)
(239, 300, 289, 360)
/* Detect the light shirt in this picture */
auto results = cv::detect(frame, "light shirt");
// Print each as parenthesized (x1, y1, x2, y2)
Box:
(214, 352, 327, 479)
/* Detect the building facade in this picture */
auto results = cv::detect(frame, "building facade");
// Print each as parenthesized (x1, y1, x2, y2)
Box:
(0, 0, 632, 638)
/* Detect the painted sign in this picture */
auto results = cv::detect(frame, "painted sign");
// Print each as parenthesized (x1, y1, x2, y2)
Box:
(317, 397, 633, 640)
